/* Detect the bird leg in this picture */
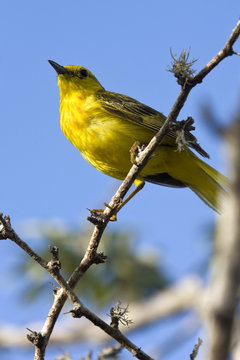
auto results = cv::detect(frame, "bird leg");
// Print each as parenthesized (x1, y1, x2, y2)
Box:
(89, 179, 145, 222)
(115, 179, 145, 214)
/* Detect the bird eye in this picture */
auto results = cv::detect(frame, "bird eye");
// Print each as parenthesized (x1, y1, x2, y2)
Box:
(79, 69, 88, 78)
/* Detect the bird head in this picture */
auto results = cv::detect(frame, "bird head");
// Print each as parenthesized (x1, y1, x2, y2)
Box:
(48, 60, 104, 97)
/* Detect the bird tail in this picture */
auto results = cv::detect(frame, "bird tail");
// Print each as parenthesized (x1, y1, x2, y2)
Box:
(188, 157, 229, 213)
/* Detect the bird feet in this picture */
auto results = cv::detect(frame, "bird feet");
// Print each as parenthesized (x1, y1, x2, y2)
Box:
(88, 206, 117, 223)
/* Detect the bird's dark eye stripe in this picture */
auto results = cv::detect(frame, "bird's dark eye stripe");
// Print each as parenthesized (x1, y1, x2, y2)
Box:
(79, 69, 88, 78)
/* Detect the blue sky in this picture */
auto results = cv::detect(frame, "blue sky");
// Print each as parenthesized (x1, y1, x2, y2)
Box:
(1, 1, 240, 359)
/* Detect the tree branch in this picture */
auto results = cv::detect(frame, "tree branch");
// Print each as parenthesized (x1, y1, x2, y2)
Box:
(205, 114, 240, 360)
(0, 276, 202, 348)
(0, 272, 205, 359)
(190, 338, 203, 360)
(0, 214, 48, 269)
(0, 217, 153, 360)
(193, 19, 240, 84)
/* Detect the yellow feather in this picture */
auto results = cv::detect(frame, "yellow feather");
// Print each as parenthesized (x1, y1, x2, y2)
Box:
(49, 60, 228, 213)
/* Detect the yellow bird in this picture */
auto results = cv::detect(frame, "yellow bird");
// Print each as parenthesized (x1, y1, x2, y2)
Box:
(49, 60, 228, 213)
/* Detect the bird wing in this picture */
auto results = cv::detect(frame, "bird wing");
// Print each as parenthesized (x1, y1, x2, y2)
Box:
(98, 91, 166, 132)
(97, 91, 209, 158)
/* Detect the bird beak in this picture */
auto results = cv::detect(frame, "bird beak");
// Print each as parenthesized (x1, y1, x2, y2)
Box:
(48, 60, 69, 75)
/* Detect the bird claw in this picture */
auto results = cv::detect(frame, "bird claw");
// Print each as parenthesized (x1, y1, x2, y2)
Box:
(88, 208, 117, 222)
(130, 141, 146, 164)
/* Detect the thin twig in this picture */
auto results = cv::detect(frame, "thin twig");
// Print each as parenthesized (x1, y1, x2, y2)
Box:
(0, 216, 153, 360)
(0, 276, 203, 348)
(190, 338, 203, 360)
(193, 20, 240, 84)
(0, 214, 48, 269)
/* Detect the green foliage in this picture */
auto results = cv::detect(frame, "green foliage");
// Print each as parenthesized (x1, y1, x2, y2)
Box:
(17, 224, 168, 308)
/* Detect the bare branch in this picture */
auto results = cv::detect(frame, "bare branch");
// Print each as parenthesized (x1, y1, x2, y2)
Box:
(193, 19, 240, 84)
(73, 305, 153, 360)
(0, 217, 153, 360)
(0, 213, 48, 269)
(0, 276, 202, 347)
(205, 115, 240, 360)
(190, 338, 203, 360)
